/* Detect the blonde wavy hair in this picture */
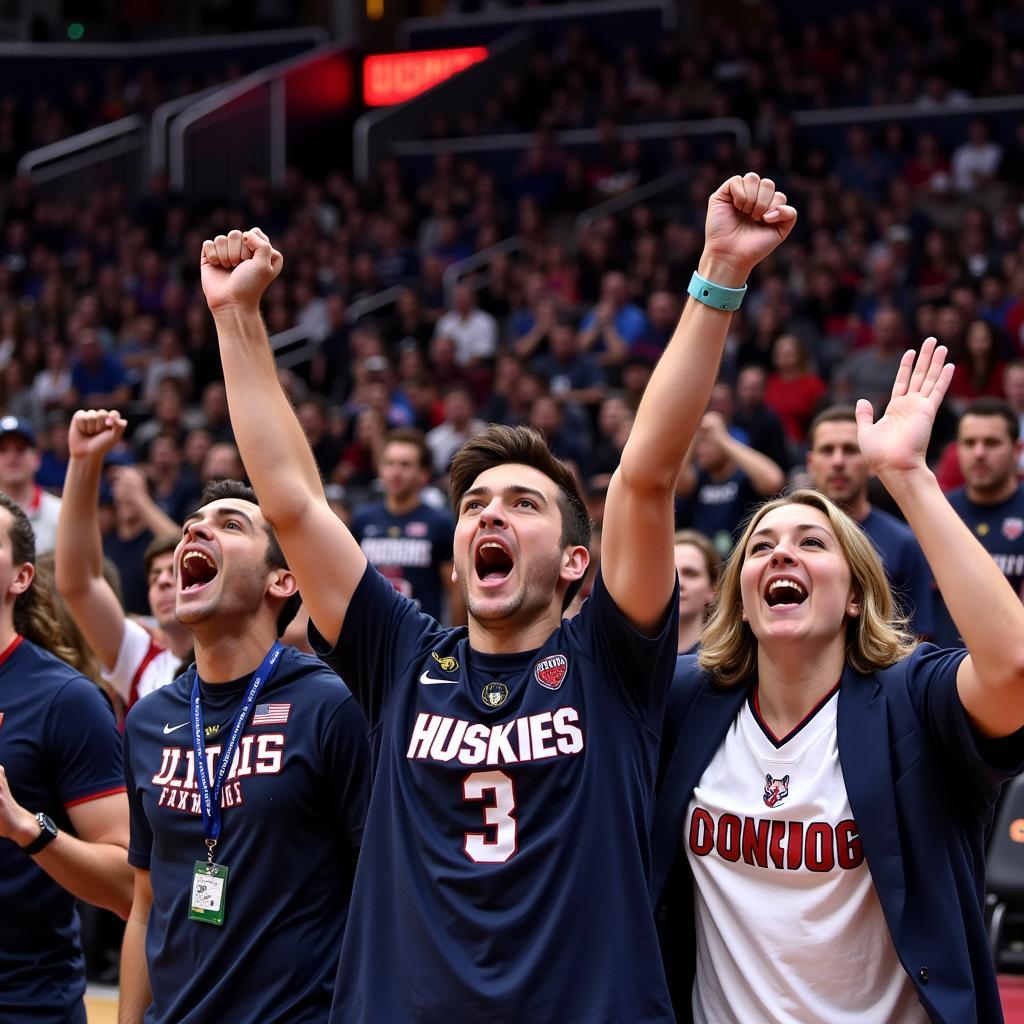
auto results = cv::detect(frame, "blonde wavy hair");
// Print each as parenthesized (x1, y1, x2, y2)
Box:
(699, 489, 917, 685)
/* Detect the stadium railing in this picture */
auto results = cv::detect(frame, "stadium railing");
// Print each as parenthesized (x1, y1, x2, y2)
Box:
(14, 28, 327, 199)
(18, 115, 148, 201)
(168, 42, 355, 200)
(398, 0, 674, 53)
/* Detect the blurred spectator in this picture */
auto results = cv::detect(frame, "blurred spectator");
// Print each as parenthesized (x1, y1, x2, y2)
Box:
(0, 415, 61, 553)
(297, 396, 344, 481)
(936, 399, 1024, 645)
(763, 334, 828, 448)
(949, 319, 1007, 410)
(529, 318, 606, 411)
(589, 394, 634, 493)
(426, 383, 486, 477)
(673, 529, 721, 655)
(351, 428, 463, 625)
(732, 365, 791, 473)
(69, 328, 130, 409)
(676, 411, 786, 556)
(200, 442, 245, 485)
(145, 433, 201, 524)
(434, 283, 499, 366)
(579, 270, 648, 374)
(951, 118, 1003, 193)
(833, 307, 908, 411)
(1004, 361, 1024, 473)
(527, 393, 589, 480)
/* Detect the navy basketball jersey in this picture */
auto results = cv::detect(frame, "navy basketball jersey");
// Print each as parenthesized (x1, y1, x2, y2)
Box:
(351, 500, 454, 620)
(123, 647, 370, 1024)
(0, 635, 124, 1024)
(311, 565, 678, 1023)
(935, 486, 1024, 645)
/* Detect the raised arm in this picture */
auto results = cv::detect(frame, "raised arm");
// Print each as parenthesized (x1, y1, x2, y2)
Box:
(699, 412, 786, 496)
(857, 339, 1024, 737)
(110, 466, 181, 538)
(56, 410, 131, 670)
(201, 228, 366, 647)
(602, 173, 796, 633)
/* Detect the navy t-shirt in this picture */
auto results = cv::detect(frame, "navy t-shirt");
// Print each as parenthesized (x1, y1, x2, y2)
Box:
(935, 486, 1024, 646)
(124, 647, 370, 1024)
(311, 565, 679, 1024)
(860, 507, 934, 637)
(676, 469, 759, 557)
(351, 500, 454, 620)
(0, 635, 124, 1024)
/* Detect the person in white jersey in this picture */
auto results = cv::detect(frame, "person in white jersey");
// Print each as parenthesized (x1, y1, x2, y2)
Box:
(56, 410, 192, 710)
(654, 338, 1024, 1024)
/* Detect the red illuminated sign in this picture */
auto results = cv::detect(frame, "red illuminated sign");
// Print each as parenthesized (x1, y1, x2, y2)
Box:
(363, 47, 489, 107)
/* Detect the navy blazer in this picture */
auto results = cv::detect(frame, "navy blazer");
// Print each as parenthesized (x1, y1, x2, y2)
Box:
(652, 646, 1024, 1024)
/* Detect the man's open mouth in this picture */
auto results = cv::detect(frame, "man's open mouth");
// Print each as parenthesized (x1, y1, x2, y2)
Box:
(475, 540, 514, 584)
(180, 550, 218, 592)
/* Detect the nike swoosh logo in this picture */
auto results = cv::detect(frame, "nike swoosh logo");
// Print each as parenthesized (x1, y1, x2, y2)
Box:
(419, 672, 459, 686)
(163, 722, 189, 735)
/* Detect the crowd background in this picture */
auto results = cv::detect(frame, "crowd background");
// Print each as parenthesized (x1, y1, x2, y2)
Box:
(2, 0, 1024, 998)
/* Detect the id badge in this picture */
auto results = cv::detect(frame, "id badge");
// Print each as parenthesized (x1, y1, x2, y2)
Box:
(188, 860, 229, 926)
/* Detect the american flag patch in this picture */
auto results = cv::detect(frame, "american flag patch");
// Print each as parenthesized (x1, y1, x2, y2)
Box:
(252, 703, 290, 726)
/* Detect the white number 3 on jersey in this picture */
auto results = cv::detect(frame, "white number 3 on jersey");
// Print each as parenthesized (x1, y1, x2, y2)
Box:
(463, 770, 517, 863)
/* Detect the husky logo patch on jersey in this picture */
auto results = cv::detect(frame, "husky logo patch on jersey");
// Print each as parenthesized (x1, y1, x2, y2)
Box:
(481, 681, 509, 708)
(431, 651, 459, 673)
(1004, 517, 1024, 541)
(763, 773, 790, 808)
(534, 653, 568, 690)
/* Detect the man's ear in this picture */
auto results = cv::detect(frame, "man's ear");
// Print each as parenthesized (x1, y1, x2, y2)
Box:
(561, 545, 590, 586)
(268, 570, 299, 602)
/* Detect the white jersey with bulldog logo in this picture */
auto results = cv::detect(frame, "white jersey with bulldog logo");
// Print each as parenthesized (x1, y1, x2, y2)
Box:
(684, 686, 929, 1024)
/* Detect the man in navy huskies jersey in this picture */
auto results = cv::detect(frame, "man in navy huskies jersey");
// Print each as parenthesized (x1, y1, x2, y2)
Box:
(936, 398, 1024, 645)
(351, 428, 464, 623)
(205, 176, 798, 1020)
(114, 463, 370, 1024)
(0, 491, 132, 1024)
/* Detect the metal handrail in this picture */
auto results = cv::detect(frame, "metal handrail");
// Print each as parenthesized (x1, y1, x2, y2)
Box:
(269, 323, 319, 373)
(17, 115, 144, 179)
(398, 0, 675, 46)
(442, 236, 525, 305)
(389, 117, 752, 160)
(150, 86, 222, 176)
(168, 42, 345, 193)
(345, 285, 407, 325)
(792, 93, 1024, 128)
(0, 26, 326, 58)
(575, 167, 693, 231)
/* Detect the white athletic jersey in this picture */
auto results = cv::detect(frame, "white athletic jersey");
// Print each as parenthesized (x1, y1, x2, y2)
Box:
(684, 687, 928, 1024)
(25, 486, 61, 555)
(103, 617, 179, 707)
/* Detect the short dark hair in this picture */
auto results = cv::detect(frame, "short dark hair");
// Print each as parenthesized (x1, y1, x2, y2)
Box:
(144, 535, 179, 578)
(194, 480, 302, 636)
(383, 428, 432, 472)
(959, 397, 1020, 442)
(449, 425, 591, 610)
(807, 405, 857, 449)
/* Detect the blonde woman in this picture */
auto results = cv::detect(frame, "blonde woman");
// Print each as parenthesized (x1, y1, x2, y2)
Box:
(673, 529, 721, 655)
(654, 339, 1024, 1024)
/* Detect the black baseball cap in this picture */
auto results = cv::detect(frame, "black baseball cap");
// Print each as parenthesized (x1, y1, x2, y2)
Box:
(0, 416, 36, 446)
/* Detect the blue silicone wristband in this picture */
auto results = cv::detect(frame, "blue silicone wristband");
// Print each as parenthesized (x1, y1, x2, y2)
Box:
(688, 270, 747, 311)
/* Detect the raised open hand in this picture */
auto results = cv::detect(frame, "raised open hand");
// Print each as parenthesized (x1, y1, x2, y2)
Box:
(200, 226, 283, 314)
(702, 173, 798, 285)
(68, 409, 127, 460)
(855, 337, 954, 478)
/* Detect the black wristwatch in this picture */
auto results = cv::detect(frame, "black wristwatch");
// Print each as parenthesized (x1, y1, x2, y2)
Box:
(21, 812, 58, 855)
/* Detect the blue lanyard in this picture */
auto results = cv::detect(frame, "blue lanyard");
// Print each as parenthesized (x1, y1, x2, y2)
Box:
(191, 642, 283, 854)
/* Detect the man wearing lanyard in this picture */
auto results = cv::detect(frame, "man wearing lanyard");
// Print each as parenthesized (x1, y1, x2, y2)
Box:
(114, 417, 371, 1024)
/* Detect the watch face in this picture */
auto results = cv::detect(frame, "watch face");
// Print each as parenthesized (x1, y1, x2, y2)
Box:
(36, 813, 58, 836)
